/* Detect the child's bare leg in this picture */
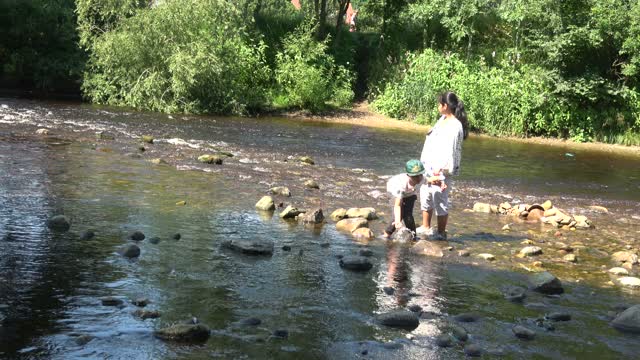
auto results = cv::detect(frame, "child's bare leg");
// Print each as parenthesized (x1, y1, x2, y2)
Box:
(422, 210, 433, 229)
(437, 214, 448, 234)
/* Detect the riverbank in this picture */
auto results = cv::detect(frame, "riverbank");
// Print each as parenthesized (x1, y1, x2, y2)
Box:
(280, 102, 640, 158)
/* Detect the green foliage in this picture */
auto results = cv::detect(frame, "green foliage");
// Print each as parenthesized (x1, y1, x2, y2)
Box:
(0, 0, 84, 92)
(82, 0, 270, 115)
(274, 20, 354, 111)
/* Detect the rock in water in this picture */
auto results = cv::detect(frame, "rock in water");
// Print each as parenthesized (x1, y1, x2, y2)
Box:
(101, 297, 124, 306)
(518, 246, 543, 257)
(513, 325, 536, 340)
(269, 186, 291, 197)
(345, 207, 378, 220)
(330, 208, 348, 221)
(301, 208, 324, 224)
(352, 227, 374, 240)
(473, 203, 492, 213)
(222, 239, 274, 255)
(119, 244, 141, 258)
(154, 323, 210, 342)
(393, 227, 414, 243)
(611, 305, 640, 333)
(255, 196, 275, 211)
(376, 310, 420, 330)
(197, 154, 223, 164)
(141, 135, 154, 144)
(128, 231, 145, 241)
(304, 179, 320, 189)
(133, 309, 161, 319)
(411, 240, 444, 257)
(464, 344, 482, 357)
(339, 256, 373, 271)
(299, 156, 314, 165)
(503, 286, 527, 303)
(79, 230, 95, 240)
(335, 218, 368, 232)
(47, 215, 71, 232)
(280, 205, 302, 219)
(435, 334, 454, 347)
(529, 272, 564, 294)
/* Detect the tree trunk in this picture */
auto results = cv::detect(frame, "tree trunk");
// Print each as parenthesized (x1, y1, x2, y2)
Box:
(334, 0, 350, 47)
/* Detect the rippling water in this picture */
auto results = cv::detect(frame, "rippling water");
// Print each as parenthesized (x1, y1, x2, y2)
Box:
(1, 98, 639, 359)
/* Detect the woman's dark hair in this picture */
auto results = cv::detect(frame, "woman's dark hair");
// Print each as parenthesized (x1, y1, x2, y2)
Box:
(438, 91, 469, 139)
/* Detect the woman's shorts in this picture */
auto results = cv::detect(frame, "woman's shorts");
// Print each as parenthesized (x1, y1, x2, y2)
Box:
(419, 178, 452, 216)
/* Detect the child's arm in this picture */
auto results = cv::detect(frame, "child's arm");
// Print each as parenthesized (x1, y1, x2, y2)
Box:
(393, 197, 403, 228)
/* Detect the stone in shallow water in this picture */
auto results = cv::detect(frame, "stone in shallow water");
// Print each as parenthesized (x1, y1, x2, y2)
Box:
(47, 215, 70, 232)
(546, 312, 571, 322)
(513, 325, 536, 340)
(376, 310, 420, 330)
(133, 309, 160, 319)
(255, 196, 275, 211)
(280, 205, 302, 219)
(435, 334, 454, 347)
(454, 313, 480, 323)
(119, 244, 140, 258)
(272, 329, 289, 338)
(154, 323, 210, 342)
(128, 231, 145, 241)
(269, 186, 291, 197)
(304, 179, 320, 189)
(611, 305, 640, 333)
(132, 298, 149, 307)
(149, 237, 161, 244)
(518, 246, 543, 257)
(172, 233, 181, 240)
(339, 256, 373, 271)
(617, 277, 640, 288)
(101, 297, 124, 306)
(503, 286, 527, 303)
(336, 218, 368, 233)
(79, 230, 95, 240)
(239, 317, 261, 326)
(529, 272, 564, 294)
(464, 344, 482, 357)
(222, 239, 274, 255)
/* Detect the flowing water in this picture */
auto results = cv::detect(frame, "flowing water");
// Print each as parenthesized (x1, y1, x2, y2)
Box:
(0, 98, 639, 359)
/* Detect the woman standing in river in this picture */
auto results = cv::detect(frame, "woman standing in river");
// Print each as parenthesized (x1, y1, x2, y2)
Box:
(417, 91, 469, 240)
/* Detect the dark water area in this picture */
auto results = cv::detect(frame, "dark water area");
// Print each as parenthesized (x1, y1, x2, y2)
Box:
(1, 98, 639, 359)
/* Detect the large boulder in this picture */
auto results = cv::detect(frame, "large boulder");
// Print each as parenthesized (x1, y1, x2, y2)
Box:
(154, 323, 210, 342)
(352, 227, 374, 240)
(255, 196, 275, 211)
(301, 208, 324, 224)
(222, 239, 274, 255)
(339, 255, 373, 271)
(46, 215, 71, 232)
(376, 310, 420, 330)
(612, 251, 638, 265)
(336, 218, 368, 233)
(345, 207, 378, 220)
(411, 240, 444, 257)
(529, 272, 564, 294)
(611, 304, 640, 333)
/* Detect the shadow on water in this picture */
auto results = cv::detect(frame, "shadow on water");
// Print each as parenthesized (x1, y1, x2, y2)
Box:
(0, 98, 639, 359)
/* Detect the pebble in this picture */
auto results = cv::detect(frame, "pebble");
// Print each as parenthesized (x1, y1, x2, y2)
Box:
(464, 344, 482, 357)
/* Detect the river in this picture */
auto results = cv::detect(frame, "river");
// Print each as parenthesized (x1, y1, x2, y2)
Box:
(1, 98, 639, 359)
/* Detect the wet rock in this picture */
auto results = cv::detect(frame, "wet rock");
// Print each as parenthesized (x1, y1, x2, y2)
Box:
(527, 208, 544, 221)
(435, 334, 454, 347)
(95, 131, 115, 140)
(554, 242, 573, 251)
(36, 128, 49, 135)
(408, 305, 422, 313)
(464, 344, 482, 357)
(282, 245, 291, 251)
(101, 297, 124, 306)
(132, 298, 149, 307)
(119, 244, 141, 258)
(46, 215, 71, 232)
(301, 208, 324, 224)
(172, 233, 181, 240)
(154, 323, 210, 342)
(616, 277, 640, 288)
(611, 251, 638, 265)
(521, 239, 535, 245)
(75, 335, 93, 346)
(393, 227, 414, 243)
(450, 324, 469, 341)
(298, 156, 314, 165)
(197, 154, 223, 164)
(546, 312, 571, 321)
(239, 317, 262, 326)
(141, 135, 154, 144)
(611, 304, 640, 333)
(339, 256, 373, 271)
(573, 215, 592, 229)
(477, 253, 495, 261)
(503, 286, 527, 303)
(542, 200, 553, 210)
(609, 267, 629, 276)
(222, 239, 274, 255)
(137, 145, 146, 152)
(133, 309, 161, 319)
(346, 207, 378, 220)
(502, 224, 511, 231)
(80, 230, 95, 240)
(376, 310, 420, 330)
(518, 246, 543, 257)
(330, 208, 347, 221)
(383, 287, 395, 295)
(272, 329, 289, 338)
(458, 249, 471, 257)
(563, 254, 577, 263)
(588, 205, 608, 213)
(358, 248, 374, 257)
(280, 205, 302, 219)
(128, 231, 145, 241)
(352, 227, 374, 240)
(412, 240, 444, 257)
(269, 186, 291, 197)
(472, 202, 492, 213)
(304, 179, 320, 189)
(513, 325, 536, 340)
(529, 271, 564, 294)
(150, 158, 167, 165)
(149, 237, 161, 244)
(454, 313, 480, 323)
(336, 218, 368, 233)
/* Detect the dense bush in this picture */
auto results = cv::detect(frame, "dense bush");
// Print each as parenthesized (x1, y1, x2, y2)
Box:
(82, 0, 270, 115)
(372, 49, 640, 143)
(274, 21, 354, 112)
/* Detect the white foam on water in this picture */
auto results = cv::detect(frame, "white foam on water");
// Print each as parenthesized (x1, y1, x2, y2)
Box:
(164, 138, 202, 149)
(253, 167, 268, 172)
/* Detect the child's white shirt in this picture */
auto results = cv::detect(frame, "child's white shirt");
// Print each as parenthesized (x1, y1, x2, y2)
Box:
(387, 174, 422, 199)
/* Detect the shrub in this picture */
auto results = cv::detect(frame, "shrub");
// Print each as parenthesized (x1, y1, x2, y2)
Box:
(274, 20, 354, 112)
(82, 0, 270, 115)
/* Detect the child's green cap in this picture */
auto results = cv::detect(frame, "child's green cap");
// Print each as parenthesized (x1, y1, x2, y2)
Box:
(405, 159, 425, 176)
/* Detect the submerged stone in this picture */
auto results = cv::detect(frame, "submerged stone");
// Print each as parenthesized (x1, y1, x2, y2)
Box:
(376, 310, 420, 330)
(611, 305, 640, 333)
(435, 334, 454, 347)
(222, 239, 274, 255)
(197, 154, 223, 164)
(529, 272, 564, 294)
(513, 325, 536, 340)
(128, 231, 145, 241)
(339, 255, 373, 271)
(464, 344, 482, 357)
(154, 323, 210, 342)
(269, 186, 291, 197)
(255, 196, 275, 211)
(47, 215, 70, 232)
(119, 244, 141, 258)
(133, 309, 161, 319)
(79, 229, 95, 240)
